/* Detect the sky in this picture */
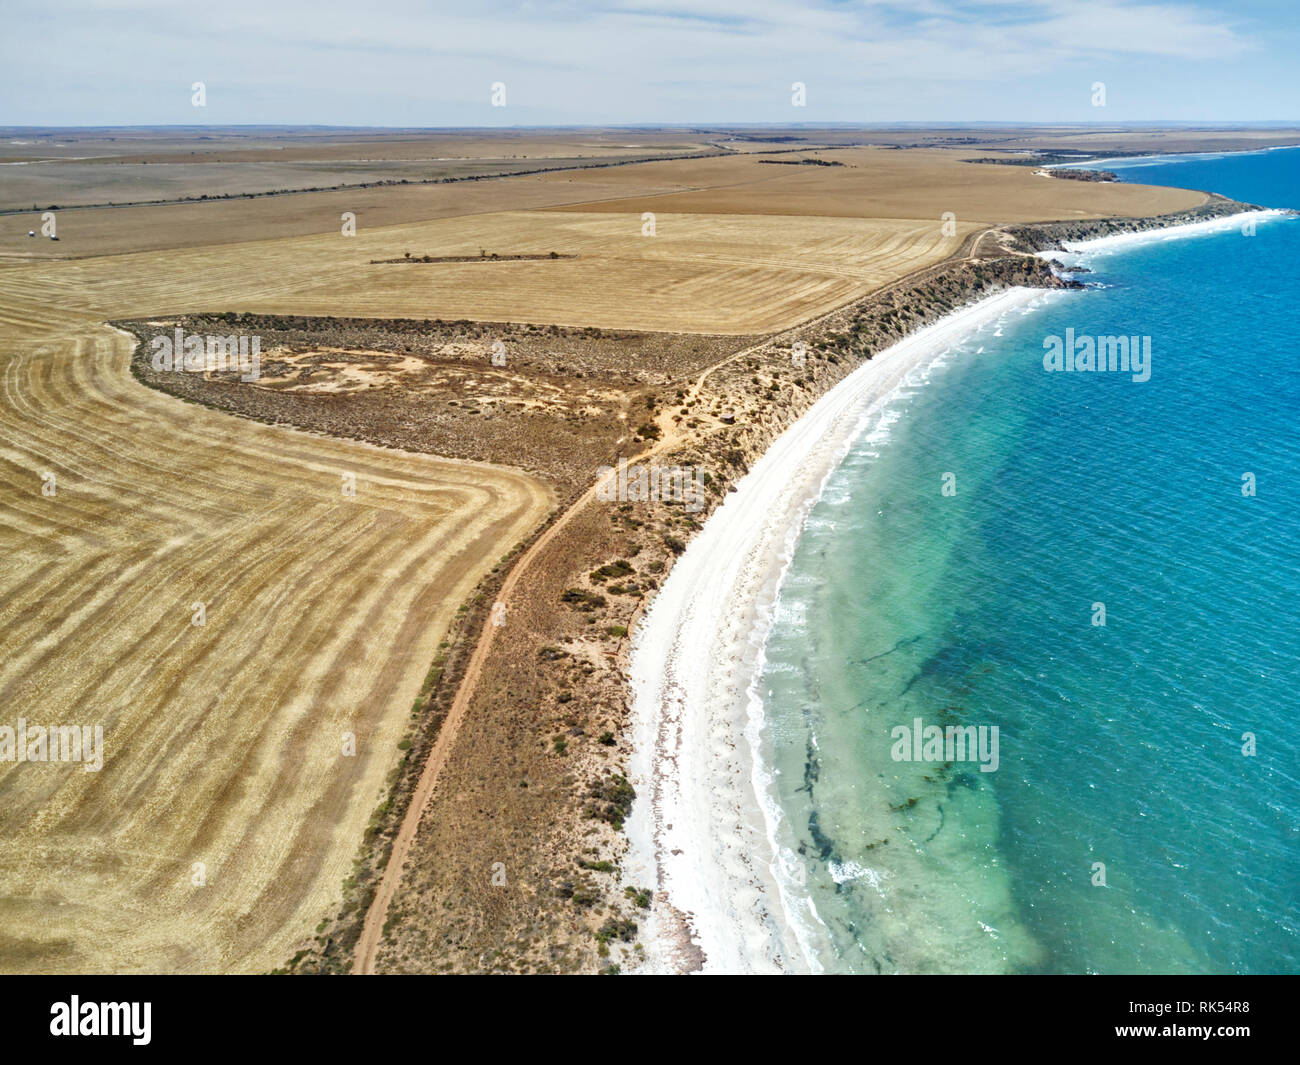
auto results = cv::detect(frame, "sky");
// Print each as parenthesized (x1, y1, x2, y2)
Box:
(1, 0, 1297, 127)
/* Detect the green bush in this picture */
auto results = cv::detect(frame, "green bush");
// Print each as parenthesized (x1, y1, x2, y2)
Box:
(586, 774, 635, 829)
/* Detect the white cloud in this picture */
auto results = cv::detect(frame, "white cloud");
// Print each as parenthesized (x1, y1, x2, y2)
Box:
(0, 0, 1265, 124)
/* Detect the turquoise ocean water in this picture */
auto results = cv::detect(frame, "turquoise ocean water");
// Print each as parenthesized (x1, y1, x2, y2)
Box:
(757, 148, 1300, 974)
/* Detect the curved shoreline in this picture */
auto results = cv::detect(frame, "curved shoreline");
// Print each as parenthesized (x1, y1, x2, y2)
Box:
(623, 287, 1050, 974)
(623, 207, 1288, 975)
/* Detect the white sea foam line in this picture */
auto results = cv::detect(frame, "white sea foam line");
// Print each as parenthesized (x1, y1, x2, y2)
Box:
(1037, 209, 1291, 262)
(623, 285, 1052, 975)
(1052, 144, 1300, 170)
(1051, 152, 1236, 170)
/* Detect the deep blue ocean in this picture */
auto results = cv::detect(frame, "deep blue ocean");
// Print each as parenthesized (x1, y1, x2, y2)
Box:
(758, 147, 1299, 974)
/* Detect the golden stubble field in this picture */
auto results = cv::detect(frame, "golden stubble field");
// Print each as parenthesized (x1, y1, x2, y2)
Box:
(230, 209, 978, 333)
(0, 255, 552, 973)
(541, 146, 1209, 220)
(3, 210, 980, 334)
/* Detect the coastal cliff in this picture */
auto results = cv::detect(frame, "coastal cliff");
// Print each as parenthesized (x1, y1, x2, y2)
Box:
(1006, 195, 1262, 251)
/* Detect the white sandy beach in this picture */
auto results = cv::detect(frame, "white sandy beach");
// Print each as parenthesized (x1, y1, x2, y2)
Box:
(622, 286, 1052, 975)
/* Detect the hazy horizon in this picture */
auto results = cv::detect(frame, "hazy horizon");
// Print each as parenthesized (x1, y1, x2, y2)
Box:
(4, 121, 1300, 132)
(3, 1, 1299, 127)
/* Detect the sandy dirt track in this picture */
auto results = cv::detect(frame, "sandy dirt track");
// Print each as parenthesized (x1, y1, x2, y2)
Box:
(0, 258, 552, 973)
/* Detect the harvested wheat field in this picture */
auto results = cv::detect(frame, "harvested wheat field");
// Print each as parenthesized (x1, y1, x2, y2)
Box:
(4, 209, 975, 335)
(250, 210, 975, 334)
(0, 255, 552, 973)
(546, 146, 1209, 220)
(2, 217, 976, 339)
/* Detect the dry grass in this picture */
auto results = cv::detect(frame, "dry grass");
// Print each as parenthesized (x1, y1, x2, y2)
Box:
(116, 312, 754, 487)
